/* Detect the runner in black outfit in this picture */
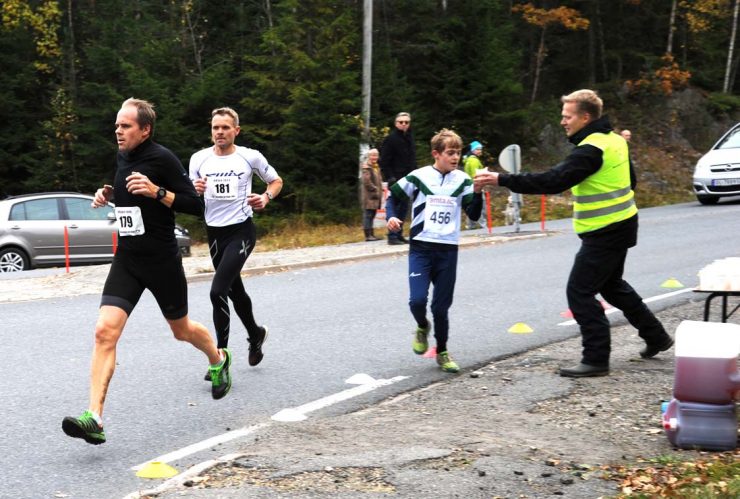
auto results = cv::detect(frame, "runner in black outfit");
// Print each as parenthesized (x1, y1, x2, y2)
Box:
(61, 98, 231, 446)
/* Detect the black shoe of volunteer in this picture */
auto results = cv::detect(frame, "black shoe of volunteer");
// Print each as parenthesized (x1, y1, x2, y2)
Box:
(248, 326, 269, 366)
(639, 337, 674, 359)
(559, 363, 609, 378)
(387, 237, 404, 246)
(398, 235, 409, 244)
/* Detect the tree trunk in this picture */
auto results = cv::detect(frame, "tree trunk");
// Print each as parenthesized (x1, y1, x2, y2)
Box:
(666, 0, 677, 55)
(595, 0, 608, 81)
(587, 6, 596, 86)
(724, 0, 739, 93)
(264, 0, 276, 56)
(65, 0, 77, 99)
(530, 27, 546, 105)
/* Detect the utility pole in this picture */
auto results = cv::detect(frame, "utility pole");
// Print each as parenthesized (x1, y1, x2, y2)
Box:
(724, 0, 739, 93)
(360, 0, 373, 171)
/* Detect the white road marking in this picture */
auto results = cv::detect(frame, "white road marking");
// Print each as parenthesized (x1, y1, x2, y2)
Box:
(271, 376, 409, 422)
(131, 374, 409, 473)
(557, 288, 693, 326)
(131, 423, 268, 471)
(124, 453, 246, 499)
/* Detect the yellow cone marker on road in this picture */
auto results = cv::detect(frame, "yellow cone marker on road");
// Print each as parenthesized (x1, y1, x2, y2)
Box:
(508, 322, 533, 334)
(661, 278, 684, 289)
(136, 461, 179, 479)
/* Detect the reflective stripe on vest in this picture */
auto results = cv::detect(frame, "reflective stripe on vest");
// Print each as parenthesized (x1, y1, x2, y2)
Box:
(571, 132, 637, 233)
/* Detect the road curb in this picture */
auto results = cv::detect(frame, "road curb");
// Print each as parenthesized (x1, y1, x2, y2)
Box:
(185, 231, 552, 285)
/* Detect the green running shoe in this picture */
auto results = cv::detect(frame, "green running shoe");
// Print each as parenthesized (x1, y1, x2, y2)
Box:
(62, 410, 106, 445)
(436, 351, 460, 373)
(210, 348, 232, 400)
(412, 323, 431, 355)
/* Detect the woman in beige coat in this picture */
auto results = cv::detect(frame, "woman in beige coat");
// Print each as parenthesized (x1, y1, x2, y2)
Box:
(360, 148, 383, 241)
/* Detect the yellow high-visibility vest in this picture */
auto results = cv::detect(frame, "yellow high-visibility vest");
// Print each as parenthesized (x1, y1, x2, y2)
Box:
(571, 132, 637, 234)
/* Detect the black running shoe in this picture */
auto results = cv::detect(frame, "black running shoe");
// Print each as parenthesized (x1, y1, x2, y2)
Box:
(209, 348, 232, 400)
(62, 410, 106, 445)
(248, 326, 268, 366)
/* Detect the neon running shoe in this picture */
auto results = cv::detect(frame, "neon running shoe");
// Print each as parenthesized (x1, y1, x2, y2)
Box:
(204, 369, 211, 382)
(248, 326, 269, 366)
(210, 348, 232, 400)
(412, 323, 431, 355)
(436, 351, 460, 373)
(62, 410, 106, 445)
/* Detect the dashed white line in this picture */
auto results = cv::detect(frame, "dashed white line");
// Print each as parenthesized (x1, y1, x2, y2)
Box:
(131, 374, 409, 473)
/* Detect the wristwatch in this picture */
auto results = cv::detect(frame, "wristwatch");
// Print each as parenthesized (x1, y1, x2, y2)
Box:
(156, 187, 167, 201)
(265, 191, 274, 201)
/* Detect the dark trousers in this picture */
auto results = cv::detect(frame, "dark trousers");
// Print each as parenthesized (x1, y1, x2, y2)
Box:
(566, 243, 668, 367)
(408, 246, 458, 354)
(388, 197, 408, 240)
(362, 209, 377, 230)
(208, 219, 259, 349)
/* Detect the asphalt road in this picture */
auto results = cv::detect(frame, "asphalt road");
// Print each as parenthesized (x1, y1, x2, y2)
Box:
(0, 200, 738, 498)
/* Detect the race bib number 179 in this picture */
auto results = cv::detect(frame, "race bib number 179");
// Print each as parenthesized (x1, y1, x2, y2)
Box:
(115, 206, 145, 236)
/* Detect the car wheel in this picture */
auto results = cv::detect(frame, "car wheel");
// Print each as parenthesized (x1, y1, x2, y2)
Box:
(697, 195, 719, 205)
(0, 247, 30, 272)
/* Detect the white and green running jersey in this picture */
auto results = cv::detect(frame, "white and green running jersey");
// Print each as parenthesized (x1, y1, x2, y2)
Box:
(389, 165, 478, 246)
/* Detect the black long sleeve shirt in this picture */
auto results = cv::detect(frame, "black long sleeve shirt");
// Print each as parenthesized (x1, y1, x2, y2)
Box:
(112, 139, 203, 260)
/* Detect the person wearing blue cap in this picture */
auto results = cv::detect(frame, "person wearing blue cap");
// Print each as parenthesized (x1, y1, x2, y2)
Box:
(463, 141, 485, 229)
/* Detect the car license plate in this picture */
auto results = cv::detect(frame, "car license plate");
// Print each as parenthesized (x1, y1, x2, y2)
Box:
(712, 178, 740, 186)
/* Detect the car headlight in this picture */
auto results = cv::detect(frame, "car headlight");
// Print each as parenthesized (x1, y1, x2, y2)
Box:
(693, 158, 710, 176)
(174, 226, 189, 236)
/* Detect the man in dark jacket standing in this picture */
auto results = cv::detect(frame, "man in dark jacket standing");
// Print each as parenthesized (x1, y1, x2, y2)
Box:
(380, 112, 416, 245)
(474, 89, 673, 378)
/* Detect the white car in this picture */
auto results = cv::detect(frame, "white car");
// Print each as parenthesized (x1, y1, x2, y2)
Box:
(692, 122, 740, 205)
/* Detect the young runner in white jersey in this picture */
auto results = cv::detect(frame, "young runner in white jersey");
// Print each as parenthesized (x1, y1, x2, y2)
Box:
(386, 129, 483, 373)
(190, 107, 283, 377)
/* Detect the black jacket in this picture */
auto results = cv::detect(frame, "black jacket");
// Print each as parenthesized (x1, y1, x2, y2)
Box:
(379, 128, 416, 185)
(498, 116, 638, 248)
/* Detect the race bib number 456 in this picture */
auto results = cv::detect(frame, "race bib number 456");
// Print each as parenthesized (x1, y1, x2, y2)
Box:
(115, 206, 145, 236)
(423, 195, 457, 236)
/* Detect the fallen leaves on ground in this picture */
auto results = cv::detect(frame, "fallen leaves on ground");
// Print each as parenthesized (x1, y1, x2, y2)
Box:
(600, 450, 740, 497)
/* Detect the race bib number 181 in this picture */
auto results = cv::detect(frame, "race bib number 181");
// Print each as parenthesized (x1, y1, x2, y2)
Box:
(206, 176, 238, 200)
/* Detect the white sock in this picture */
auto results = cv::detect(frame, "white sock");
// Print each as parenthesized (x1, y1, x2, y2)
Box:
(89, 410, 103, 426)
(210, 350, 225, 368)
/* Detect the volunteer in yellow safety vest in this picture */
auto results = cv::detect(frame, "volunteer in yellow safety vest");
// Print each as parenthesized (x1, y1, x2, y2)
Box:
(474, 89, 674, 378)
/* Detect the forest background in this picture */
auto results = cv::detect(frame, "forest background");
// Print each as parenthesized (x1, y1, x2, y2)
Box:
(1, 0, 740, 242)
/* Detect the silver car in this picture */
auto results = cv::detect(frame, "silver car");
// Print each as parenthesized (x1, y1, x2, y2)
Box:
(692, 122, 740, 205)
(0, 192, 191, 272)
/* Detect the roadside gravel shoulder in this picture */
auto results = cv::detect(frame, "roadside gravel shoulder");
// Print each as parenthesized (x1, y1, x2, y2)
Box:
(146, 299, 734, 499)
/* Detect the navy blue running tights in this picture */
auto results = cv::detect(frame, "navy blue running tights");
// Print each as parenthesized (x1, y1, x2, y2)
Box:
(407, 246, 458, 354)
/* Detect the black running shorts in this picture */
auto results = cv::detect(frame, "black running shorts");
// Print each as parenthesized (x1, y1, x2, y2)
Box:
(100, 251, 188, 320)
